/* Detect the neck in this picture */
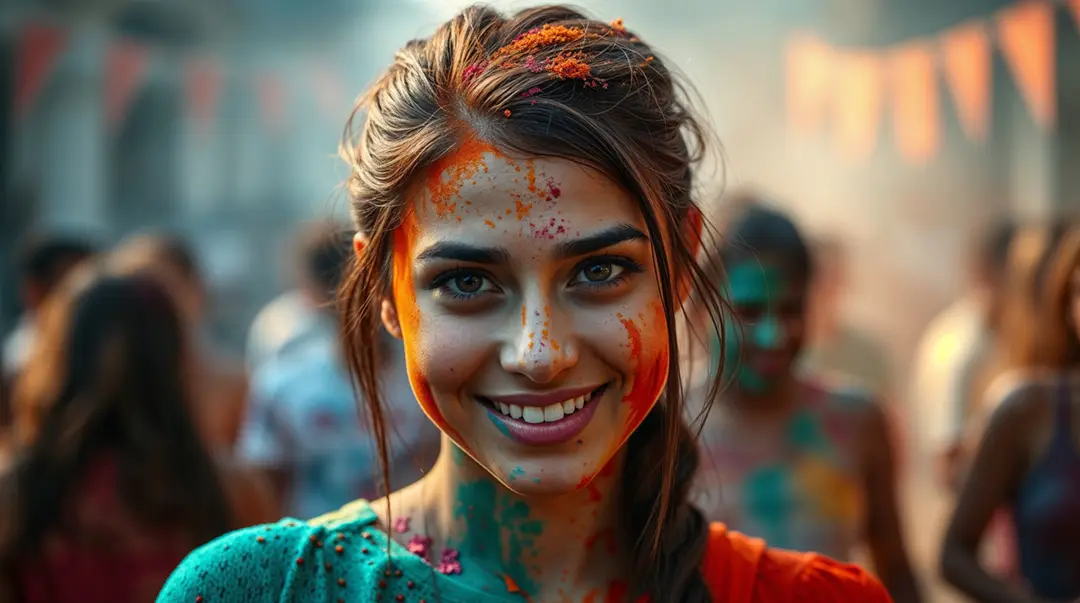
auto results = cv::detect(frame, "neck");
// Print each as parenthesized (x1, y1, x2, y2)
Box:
(406, 437, 630, 601)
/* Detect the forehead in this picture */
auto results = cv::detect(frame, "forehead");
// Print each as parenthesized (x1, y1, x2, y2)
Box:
(405, 143, 643, 246)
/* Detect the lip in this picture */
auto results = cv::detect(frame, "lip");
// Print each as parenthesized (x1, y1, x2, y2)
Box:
(483, 384, 601, 408)
(483, 384, 608, 447)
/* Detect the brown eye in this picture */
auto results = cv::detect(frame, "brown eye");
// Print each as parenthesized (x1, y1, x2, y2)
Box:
(583, 263, 613, 282)
(454, 275, 483, 293)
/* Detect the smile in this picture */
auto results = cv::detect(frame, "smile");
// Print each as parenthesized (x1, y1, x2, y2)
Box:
(479, 383, 609, 446)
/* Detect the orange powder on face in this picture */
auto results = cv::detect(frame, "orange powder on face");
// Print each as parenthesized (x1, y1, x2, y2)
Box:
(616, 303, 670, 444)
(425, 138, 494, 218)
(514, 196, 533, 220)
(392, 211, 463, 443)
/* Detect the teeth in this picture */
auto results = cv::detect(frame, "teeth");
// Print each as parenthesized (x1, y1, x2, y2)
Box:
(522, 406, 545, 423)
(562, 399, 576, 414)
(510, 404, 522, 419)
(575, 396, 585, 410)
(543, 404, 564, 422)
(499, 402, 510, 415)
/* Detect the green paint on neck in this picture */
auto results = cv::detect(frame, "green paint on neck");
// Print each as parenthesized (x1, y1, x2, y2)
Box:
(450, 478, 545, 596)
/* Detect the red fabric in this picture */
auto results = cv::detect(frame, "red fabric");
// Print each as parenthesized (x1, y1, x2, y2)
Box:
(702, 523, 893, 602)
(13, 457, 194, 603)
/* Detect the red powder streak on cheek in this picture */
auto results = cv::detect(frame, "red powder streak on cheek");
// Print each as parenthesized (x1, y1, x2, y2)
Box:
(617, 312, 670, 443)
(392, 212, 463, 444)
(580, 457, 617, 500)
(604, 581, 628, 603)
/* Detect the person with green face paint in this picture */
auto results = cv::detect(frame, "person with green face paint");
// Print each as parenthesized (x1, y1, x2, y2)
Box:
(689, 196, 923, 603)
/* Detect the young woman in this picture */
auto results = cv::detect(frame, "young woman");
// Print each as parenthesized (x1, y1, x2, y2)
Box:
(158, 6, 890, 602)
(941, 225, 1080, 603)
(688, 199, 921, 603)
(0, 269, 275, 603)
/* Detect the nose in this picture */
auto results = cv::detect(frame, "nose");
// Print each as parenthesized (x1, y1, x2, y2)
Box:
(750, 314, 787, 350)
(500, 298, 579, 384)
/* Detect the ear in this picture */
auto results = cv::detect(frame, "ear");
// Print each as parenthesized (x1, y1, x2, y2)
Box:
(677, 207, 705, 306)
(352, 231, 368, 258)
(381, 299, 403, 339)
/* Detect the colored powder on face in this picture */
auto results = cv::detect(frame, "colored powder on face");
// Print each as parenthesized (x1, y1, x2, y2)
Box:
(484, 219, 496, 229)
(617, 303, 670, 443)
(531, 217, 567, 240)
(452, 480, 544, 595)
(514, 197, 533, 220)
(392, 211, 465, 444)
(546, 53, 591, 80)
(487, 412, 513, 438)
(491, 25, 585, 64)
(392, 516, 410, 533)
(545, 177, 561, 198)
(509, 466, 525, 481)
(579, 457, 617, 499)
(425, 138, 494, 218)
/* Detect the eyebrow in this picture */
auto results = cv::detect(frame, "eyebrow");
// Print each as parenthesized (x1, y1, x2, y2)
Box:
(416, 242, 511, 265)
(554, 223, 649, 259)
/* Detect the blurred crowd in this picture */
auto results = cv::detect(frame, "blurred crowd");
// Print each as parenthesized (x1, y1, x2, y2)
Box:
(0, 205, 1077, 602)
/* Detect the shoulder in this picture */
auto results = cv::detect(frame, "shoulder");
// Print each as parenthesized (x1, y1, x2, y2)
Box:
(157, 500, 385, 603)
(701, 524, 891, 603)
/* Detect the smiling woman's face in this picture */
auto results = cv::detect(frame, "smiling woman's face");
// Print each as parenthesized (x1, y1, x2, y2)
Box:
(386, 140, 670, 495)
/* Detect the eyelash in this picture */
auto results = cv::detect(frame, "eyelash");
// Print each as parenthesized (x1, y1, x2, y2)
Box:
(427, 256, 645, 301)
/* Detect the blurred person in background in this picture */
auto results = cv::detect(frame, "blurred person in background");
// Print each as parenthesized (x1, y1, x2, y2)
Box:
(941, 223, 1080, 603)
(910, 218, 1016, 492)
(799, 235, 893, 401)
(236, 222, 440, 518)
(110, 234, 248, 452)
(244, 224, 332, 375)
(690, 197, 922, 603)
(0, 268, 274, 603)
(2, 234, 96, 395)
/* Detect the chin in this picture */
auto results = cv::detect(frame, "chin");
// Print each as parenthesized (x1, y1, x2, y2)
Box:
(477, 437, 615, 498)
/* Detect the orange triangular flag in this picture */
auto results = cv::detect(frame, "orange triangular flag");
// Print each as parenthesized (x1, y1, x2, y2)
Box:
(891, 42, 940, 162)
(786, 33, 833, 134)
(105, 40, 151, 128)
(997, 0, 1055, 128)
(941, 22, 992, 141)
(832, 51, 884, 160)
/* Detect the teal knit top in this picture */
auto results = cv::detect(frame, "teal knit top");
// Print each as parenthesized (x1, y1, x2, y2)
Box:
(156, 500, 520, 603)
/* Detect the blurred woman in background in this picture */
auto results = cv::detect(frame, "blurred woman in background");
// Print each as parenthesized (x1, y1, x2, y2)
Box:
(110, 234, 249, 452)
(689, 196, 922, 603)
(941, 223, 1080, 603)
(0, 268, 274, 603)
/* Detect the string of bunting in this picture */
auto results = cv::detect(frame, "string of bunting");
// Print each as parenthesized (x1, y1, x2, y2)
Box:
(12, 21, 348, 137)
(786, 0, 1078, 162)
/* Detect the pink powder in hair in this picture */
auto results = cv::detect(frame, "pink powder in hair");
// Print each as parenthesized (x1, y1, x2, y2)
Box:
(523, 56, 544, 73)
(462, 61, 488, 84)
(521, 86, 543, 98)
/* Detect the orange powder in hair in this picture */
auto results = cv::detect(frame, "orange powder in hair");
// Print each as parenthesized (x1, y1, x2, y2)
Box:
(492, 24, 585, 64)
(425, 138, 494, 218)
(392, 210, 463, 444)
(610, 18, 626, 33)
(547, 53, 591, 80)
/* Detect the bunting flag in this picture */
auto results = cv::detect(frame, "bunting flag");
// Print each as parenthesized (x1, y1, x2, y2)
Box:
(997, 0, 1056, 128)
(14, 24, 68, 118)
(832, 51, 884, 159)
(311, 62, 347, 121)
(785, 34, 834, 134)
(105, 40, 151, 128)
(941, 22, 992, 142)
(256, 72, 288, 134)
(185, 56, 223, 134)
(891, 42, 941, 162)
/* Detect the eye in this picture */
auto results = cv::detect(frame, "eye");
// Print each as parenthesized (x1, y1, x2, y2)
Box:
(430, 269, 499, 300)
(570, 256, 643, 289)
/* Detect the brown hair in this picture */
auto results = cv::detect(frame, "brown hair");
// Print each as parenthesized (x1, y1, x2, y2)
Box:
(337, 5, 725, 601)
(1038, 224, 1080, 368)
(1, 267, 232, 562)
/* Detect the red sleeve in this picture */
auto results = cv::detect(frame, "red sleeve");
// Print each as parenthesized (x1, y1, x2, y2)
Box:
(702, 523, 893, 603)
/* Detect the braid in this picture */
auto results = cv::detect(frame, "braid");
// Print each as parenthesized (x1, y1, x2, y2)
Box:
(620, 405, 712, 602)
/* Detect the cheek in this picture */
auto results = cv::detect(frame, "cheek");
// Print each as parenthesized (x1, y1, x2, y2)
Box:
(392, 220, 462, 443)
(617, 300, 670, 441)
